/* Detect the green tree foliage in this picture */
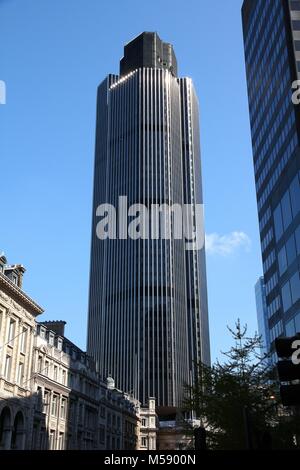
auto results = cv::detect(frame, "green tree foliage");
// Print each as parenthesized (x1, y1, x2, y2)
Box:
(184, 320, 300, 450)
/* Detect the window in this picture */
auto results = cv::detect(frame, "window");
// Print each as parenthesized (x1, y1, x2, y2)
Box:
(295, 226, 300, 254)
(290, 272, 300, 304)
(19, 327, 28, 354)
(44, 361, 49, 376)
(289, 175, 300, 217)
(44, 390, 50, 413)
(281, 191, 292, 230)
(60, 398, 67, 419)
(33, 388, 43, 414)
(17, 362, 24, 385)
(4, 354, 12, 380)
(286, 318, 296, 336)
(100, 406, 106, 418)
(39, 327, 46, 339)
(78, 403, 83, 424)
(37, 355, 43, 373)
(141, 437, 148, 447)
(49, 333, 54, 346)
(99, 426, 105, 444)
(62, 370, 66, 385)
(270, 320, 284, 343)
(8, 319, 15, 345)
(274, 203, 283, 241)
(286, 235, 297, 266)
(150, 399, 155, 412)
(49, 430, 55, 450)
(51, 395, 58, 416)
(142, 418, 146, 427)
(278, 246, 287, 275)
(58, 432, 64, 450)
(282, 281, 292, 312)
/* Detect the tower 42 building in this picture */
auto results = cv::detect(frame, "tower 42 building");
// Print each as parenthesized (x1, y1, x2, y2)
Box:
(87, 32, 210, 415)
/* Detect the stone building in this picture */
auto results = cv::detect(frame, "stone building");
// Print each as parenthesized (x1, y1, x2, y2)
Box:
(0, 254, 158, 450)
(99, 376, 139, 450)
(0, 254, 43, 449)
(31, 321, 100, 450)
(139, 398, 157, 450)
(31, 321, 157, 450)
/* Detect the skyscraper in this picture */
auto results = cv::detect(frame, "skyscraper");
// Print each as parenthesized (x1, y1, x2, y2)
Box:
(242, 0, 300, 364)
(87, 32, 210, 414)
(255, 276, 271, 358)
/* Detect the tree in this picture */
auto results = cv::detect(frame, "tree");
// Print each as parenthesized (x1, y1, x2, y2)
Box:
(183, 320, 300, 450)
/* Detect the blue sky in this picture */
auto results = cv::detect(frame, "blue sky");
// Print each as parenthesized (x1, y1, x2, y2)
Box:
(0, 0, 262, 362)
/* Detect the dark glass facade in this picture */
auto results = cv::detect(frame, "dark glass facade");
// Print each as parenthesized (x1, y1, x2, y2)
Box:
(255, 276, 271, 358)
(87, 33, 210, 413)
(242, 0, 300, 363)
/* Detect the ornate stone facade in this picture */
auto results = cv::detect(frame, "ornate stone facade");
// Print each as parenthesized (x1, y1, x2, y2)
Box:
(0, 254, 158, 450)
(0, 254, 43, 449)
(31, 322, 143, 450)
(139, 398, 158, 450)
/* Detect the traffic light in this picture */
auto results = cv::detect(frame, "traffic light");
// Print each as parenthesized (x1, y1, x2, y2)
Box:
(275, 334, 300, 406)
(277, 360, 300, 381)
(280, 384, 300, 407)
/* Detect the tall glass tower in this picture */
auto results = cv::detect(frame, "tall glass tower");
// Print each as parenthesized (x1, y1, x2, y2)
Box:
(87, 32, 210, 414)
(255, 276, 271, 359)
(242, 0, 300, 364)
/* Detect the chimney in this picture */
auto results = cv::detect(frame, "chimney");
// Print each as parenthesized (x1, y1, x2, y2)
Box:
(0, 253, 7, 273)
(4, 264, 26, 289)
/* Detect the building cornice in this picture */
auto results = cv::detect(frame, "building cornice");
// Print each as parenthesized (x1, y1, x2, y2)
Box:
(0, 271, 43, 316)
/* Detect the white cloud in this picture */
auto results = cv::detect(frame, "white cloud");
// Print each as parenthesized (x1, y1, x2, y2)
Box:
(205, 231, 251, 256)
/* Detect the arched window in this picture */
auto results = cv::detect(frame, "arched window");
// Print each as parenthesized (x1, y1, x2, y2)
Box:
(0, 407, 12, 449)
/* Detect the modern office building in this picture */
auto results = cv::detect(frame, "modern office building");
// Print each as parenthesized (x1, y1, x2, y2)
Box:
(255, 276, 271, 358)
(242, 0, 300, 363)
(87, 32, 210, 414)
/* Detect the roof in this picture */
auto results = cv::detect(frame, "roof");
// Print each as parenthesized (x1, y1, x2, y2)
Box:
(0, 271, 44, 316)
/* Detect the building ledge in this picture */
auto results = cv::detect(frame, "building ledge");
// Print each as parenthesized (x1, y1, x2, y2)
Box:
(0, 271, 43, 316)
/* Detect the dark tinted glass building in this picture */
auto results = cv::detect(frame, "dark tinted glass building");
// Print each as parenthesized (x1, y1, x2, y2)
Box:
(87, 32, 210, 413)
(242, 0, 300, 363)
(255, 276, 271, 359)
